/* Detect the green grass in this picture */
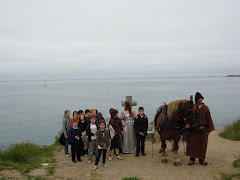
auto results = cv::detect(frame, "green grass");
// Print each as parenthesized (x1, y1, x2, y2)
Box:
(221, 173, 240, 180)
(0, 143, 58, 173)
(233, 158, 240, 168)
(122, 177, 140, 180)
(0, 131, 62, 175)
(219, 119, 240, 141)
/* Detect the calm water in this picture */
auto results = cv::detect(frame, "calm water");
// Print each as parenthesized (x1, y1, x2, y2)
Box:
(0, 77, 239, 148)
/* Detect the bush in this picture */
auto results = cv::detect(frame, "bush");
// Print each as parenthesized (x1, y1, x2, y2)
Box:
(219, 119, 240, 141)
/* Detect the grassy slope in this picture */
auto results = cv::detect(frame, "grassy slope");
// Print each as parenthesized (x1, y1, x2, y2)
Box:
(219, 119, 240, 180)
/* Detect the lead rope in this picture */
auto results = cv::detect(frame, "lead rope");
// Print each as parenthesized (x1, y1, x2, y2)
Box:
(182, 135, 186, 155)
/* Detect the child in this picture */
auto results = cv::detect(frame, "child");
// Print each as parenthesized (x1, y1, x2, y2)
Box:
(93, 120, 110, 170)
(71, 111, 79, 125)
(68, 119, 83, 163)
(78, 113, 89, 156)
(62, 110, 71, 156)
(86, 115, 98, 163)
(108, 109, 123, 160)
(134, 107, 148, 157)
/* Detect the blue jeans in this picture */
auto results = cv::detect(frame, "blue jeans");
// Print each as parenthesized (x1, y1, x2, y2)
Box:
(64, 139, 69, 155)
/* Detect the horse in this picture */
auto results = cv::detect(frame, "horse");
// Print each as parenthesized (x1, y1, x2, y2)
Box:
(154, 96, 199, 166)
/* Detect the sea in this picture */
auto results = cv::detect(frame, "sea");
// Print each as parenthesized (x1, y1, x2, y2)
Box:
(0, 76, 239, 148)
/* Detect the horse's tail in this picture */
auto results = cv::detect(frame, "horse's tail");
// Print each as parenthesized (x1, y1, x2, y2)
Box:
(154, 106, 163, 129)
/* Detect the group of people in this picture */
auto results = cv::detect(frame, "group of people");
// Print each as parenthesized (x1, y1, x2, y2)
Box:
(62, 101, 148, 170)
(61, 92, 215, 169)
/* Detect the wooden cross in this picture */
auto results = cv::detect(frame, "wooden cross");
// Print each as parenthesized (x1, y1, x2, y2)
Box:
(121, 96, 137, 106)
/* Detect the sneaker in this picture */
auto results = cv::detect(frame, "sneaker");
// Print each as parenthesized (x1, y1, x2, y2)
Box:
(65, 153, 70, 157)
(77, 159, 82, 162)
(88, 160, 91, 164)
(103, 163, 108, 168)
(72, 160, 76, 163)
(116, 155, 123, 160)
(141, 153, 146, 156)
(108, 156, 112, 161)
(135, 154, 139, 157)
(92, 165, 97, 170)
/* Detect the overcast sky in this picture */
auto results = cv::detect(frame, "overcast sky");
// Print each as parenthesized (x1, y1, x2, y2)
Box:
(0, 0, 240, 80)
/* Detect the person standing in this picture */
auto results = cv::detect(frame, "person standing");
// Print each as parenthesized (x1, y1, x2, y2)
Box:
(134, 107, 148, 157)
(62, 110, 71, 156)
(186, 92, 215, 165)
(120, 101, 137, 154)
(93, 120, 110, 170)
(68, 119, 83, 163)
(86, 115, 98, 163)
(108, 109, 123, 160)
(78, 114, 89, 156)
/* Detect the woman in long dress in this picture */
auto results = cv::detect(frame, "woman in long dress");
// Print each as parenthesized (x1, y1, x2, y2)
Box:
(120, 101, 137, 154)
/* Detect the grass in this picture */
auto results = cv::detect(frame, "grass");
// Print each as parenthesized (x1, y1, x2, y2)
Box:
(122, 177, 140, 180)
(0, 131, 62, 175)
(219, 119, 240, 141)
(233, 158, 240, 168)
(221, 173, 240, 180)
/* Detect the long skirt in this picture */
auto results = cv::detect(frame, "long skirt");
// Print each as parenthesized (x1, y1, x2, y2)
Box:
(122, 120, 136, 153)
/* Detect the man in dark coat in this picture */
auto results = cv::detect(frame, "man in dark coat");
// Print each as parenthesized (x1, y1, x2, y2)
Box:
(186, 92, 215, 165)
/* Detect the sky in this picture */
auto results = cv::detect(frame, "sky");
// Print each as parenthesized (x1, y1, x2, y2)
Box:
(0, 0, 240, 80)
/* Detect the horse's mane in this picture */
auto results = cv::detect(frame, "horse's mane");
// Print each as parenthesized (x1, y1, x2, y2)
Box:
(167, 99, 188, 121)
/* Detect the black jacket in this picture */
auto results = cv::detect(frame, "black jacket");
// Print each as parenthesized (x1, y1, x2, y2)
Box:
(78, 120, 90, 132)
(68, 127, 83, 144)
(134, 114, 148, 135)
(86, 123, 99, 142)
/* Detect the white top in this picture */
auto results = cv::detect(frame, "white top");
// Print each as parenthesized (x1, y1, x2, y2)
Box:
(90, 124, 97, 140)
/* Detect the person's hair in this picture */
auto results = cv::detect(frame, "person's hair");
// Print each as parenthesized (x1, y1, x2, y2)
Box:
(98, 120, 105, 126)
(90, 109, 96, 114)
(110, 109, 118, 118)
(139, 107, 144, 111)
(95, 109, 98, 114)
(85, 109, 90, 114)
(63, 110, 70, 118)
(124, 101, 133, 117)
(109, 108, 113, 114)
(72, 119, 78, 123)
(77, 110, 83, 115)
(73, 111, 78, 117)
(90, 115, 96, 120)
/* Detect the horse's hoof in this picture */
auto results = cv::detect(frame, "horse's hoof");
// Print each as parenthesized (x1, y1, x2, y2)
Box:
(162, 159, 168, 164)
(174, 162, 181, 166)
(159, 149, 163, 153)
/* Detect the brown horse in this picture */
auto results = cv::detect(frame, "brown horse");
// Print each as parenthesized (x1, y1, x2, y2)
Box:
(154, 96, 198, 166)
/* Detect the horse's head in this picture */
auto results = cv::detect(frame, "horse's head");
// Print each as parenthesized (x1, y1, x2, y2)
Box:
(182, 95, 199, 125)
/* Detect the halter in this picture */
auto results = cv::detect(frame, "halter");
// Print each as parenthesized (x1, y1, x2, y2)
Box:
(160, 100, 194, 130)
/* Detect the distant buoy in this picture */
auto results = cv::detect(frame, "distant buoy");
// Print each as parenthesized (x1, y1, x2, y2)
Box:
(45, 83, 47, 87)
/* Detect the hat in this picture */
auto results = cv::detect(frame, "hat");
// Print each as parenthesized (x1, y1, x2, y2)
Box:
(195, 92, 204, 102)
(110, 109, 118, 117)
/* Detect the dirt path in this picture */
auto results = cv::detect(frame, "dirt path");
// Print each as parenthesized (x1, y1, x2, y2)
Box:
(1, 130, 240, 180)
(51, 130, 240, 180)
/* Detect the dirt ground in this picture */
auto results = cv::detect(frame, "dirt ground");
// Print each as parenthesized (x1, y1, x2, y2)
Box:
(1, 129, 240, 180)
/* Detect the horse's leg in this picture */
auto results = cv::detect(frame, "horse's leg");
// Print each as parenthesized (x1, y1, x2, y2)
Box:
(173, 138, 181, 166)
(161, 139, 167, 164)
